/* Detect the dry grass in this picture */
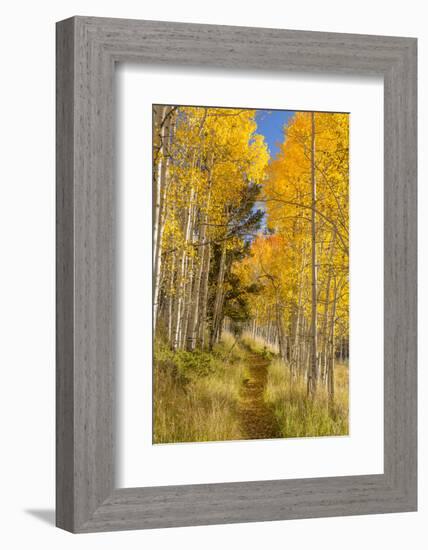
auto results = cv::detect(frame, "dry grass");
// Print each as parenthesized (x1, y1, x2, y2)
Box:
(264, 359, 349, 438)
(153, 334, 246, 444)
(240, 331, 279, 355)
(154, 332, 349, 443)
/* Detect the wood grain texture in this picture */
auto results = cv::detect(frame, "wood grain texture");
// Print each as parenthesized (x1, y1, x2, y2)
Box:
(56, 18, 75, 532)
(56, 16, 417, 533)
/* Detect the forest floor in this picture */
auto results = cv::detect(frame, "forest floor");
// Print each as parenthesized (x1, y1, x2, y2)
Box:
(238, 347, 281, 440)
(153, 333, 348, 444)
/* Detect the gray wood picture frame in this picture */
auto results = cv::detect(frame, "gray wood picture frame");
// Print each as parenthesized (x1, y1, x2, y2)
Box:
(56, 16, 417, 533)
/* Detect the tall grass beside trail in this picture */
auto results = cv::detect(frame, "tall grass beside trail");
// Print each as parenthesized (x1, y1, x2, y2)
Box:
(153, 333, 246, 444)
(240, 331, 279, 355)
(264, 359, 349, 438)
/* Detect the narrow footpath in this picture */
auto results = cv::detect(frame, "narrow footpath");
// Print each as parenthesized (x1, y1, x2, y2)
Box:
(238, 348, 281, 440)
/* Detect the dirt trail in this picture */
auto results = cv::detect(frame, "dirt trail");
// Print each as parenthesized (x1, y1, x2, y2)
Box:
(238, 349, 281, 440)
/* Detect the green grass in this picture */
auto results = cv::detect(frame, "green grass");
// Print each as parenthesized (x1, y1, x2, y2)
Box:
(154, 332, 349, 443)
(264, 358, 349, 438)
(153, 334, 246, 443)
(240, 331, 278, 357)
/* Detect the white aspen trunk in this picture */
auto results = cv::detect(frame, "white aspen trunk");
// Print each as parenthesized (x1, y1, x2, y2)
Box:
(275, 298, 287, 362)
(218, 317, 224, 343)
(172, 191, 194, 350)
(198, 241, 211, 349)
(320, 229, 336, 384)
(180, 265, 192, 350)
(180, 202, 197, 350)
(328, 278, 338, 405)
(308, 111, 318, 397)
(321, 284, 331, 385)
(210, 243, 227, 350)
(266, 308, 271, 344)
(166, 251, 176, 344)
(153, 106, 167, 331)
(185, 234, 203, 351)
(153, 106, 165, 266)
(194, 153, 213, 350)
(291, 306, 300, 378)
(301, 318, 306, 377)
(304, 318, 311, 378)
(292, 252, 305, 375)
(153, 107, 175, 333)
(186, 181, 212, 351)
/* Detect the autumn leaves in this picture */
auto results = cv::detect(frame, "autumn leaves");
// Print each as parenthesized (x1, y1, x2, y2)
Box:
(153, 104, 349, 412)
(153, 106, 269, 353)
(237, 111, 349, 402)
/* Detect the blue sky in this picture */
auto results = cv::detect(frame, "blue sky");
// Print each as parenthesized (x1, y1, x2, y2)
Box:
(255, 109, 295, 159)
(252, 109, 295, 232)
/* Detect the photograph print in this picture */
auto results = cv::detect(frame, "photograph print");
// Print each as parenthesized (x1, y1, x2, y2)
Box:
(153, 104, 349, 444)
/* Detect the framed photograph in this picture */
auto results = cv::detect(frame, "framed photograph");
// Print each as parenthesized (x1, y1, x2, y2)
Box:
(56, 16, 417, 533)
